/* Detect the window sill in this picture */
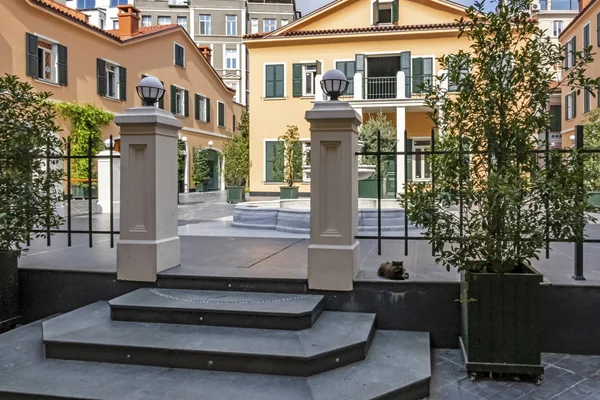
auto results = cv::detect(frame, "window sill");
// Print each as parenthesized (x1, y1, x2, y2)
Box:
(300, 95, 315, 99)
(174, 64, 186, 69)
(102, 96, 123, 103)
(34, 78, 61, 88)
(217, 125, 225, 128)
(174, 114, 186, 118)
(263, 97, 287, 101)
(196, 119, 209, 124)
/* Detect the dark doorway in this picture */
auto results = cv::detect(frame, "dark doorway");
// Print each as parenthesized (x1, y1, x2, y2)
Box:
(367, 56, 400, 77)
(205, 149, 220, 191)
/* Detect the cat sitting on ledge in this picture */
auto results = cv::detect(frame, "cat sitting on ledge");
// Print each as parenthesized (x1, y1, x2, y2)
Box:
(377, 261, 409, 280)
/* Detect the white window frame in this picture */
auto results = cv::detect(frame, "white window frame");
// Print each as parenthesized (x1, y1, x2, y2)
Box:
(112, 20, 119, 29)
(105, 62, 120, 100)
(225, 48, 238, 70)
(263, 18, 276, 33)
(251, 18, 258, 34)
(226, 81, 239, 103)
(197, 93, 208, 122)
(174, 42, 185, 68)
(217, 100, 225, 127)
(377, 2, 393, 25)
(566, 92, 575, 120)
(157, 16, 172, 25)
(36, 38, 58, 84)
(412, 138, 432, 182)
(226, 15, 237, 36)
(553, 20, 563, 37)
(177, 16, 188, 30)
(281, 19, 289, 26)
(263, 62, 286, 99)
(199, 14, 211, 35)
(174, 86, 185, 116)
(141, 15, 151, 27)
(302, 64, 317, 97)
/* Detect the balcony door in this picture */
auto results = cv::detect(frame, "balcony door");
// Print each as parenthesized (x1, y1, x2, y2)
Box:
(365, 56, 400, 99)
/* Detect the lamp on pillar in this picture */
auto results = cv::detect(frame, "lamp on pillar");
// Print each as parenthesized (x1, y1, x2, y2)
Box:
(320, 69, 349, 101)
(136, 75, 165, 106)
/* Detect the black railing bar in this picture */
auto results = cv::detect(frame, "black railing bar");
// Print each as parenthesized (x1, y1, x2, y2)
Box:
(404, 129, 409, 256)
(355, 235, 600, 243)
(574, 125, 585, 280)
(356, 148, 600, 157)
(87, 135, 93, 248)
(27, 155, 121, 160)
(545, 129, 550, 259)
(31, 229, 121, 234)
(376, 129, 382, 256)
(109, 135, 114, 249)
(46, 143, 51, 247)
(67, 141, 72, 247)
(430, 127, 436, 257)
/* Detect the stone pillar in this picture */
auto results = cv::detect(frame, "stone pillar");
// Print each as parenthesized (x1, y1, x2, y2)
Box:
(396, 71, 406, 99)
(353, 72, 363, 100)
(315, 74, 324, 101)
(97, 150, 120, 214)
(396, 106, 406, 194)
(305, 101, 362, 291)
(115, 107, 182, 282)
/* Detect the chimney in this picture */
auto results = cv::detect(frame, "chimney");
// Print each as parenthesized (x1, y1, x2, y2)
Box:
(198, 45, 212, 64)
(117, 4, 140, 37)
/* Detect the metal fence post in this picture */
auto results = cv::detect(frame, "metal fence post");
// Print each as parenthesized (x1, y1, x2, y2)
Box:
(573, 125, 585, 281)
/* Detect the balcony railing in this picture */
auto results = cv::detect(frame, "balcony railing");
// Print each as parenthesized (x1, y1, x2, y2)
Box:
(407, 74, 435, 95)
(364, 76, 397, 99)
(168, 0, 189, 6)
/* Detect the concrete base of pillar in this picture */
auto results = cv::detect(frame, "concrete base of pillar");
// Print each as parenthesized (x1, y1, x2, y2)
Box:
(307, 241, 359, 291)
(117, 236, 181, 282)
(98, 201, 120, 214)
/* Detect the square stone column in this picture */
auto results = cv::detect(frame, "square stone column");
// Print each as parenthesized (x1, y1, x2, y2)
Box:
(305, 101, 362, 291)
(115, 107, 182, 282)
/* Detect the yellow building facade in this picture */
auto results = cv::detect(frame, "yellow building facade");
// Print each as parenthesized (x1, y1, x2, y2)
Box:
(0, 0, 244, 191)
(244, 0, 471, 195)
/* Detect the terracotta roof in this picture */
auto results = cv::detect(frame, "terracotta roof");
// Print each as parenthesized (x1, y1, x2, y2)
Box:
(37, 0, 89, 23)
(244, 22, 461, 39)
(106, 24, 179, 40)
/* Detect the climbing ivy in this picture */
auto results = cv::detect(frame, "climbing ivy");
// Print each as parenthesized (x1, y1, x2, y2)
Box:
(55, 102, 113, 182)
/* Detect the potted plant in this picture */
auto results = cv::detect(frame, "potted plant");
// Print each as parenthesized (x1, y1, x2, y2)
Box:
(404, 0, 597, 382)
(192, 148, 210, 192)
(0, 75, 63, 331)
(278, 125, 301, 199)
(584, 109, 600, 208)
(223, 131, 249, 204)
(358, 112, 396, 198)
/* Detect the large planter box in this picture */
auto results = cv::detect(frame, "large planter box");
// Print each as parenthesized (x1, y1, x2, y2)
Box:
(358, 179, 383, 199)
(460, 264, 544, 381)
(227, 186, 246, 204)
(0, 252, 20, 333)
(195, 182, 206, 193)
(71, 185, 98, 200)
(280, 186, 299, 199)
(588, 191, 600, 208)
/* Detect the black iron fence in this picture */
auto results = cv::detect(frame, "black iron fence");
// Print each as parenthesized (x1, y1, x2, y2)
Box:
(356, 125, 600, 280)
(29, 135, 120, 249)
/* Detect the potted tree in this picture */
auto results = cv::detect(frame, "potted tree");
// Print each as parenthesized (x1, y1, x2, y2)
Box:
(223, 131, 249, 204)
(192, 148, 210, 192)
(278, 125, 302, 199)
(584, 109, 600, 208)
(0, 75, 63, 331)
(359, 112, 396, 198)
(404, 0, 597, 382)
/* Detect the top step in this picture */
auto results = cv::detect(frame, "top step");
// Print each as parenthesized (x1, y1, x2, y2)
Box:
(109, 288, 325, 330)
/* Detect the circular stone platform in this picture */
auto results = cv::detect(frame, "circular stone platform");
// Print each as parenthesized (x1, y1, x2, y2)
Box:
(232, 198, 410, 234)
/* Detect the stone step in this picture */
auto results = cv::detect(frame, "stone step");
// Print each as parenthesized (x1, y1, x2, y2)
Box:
(43, 302, 376, 377)
(0, 317, 431, 400)
(110, 288, 325, 330)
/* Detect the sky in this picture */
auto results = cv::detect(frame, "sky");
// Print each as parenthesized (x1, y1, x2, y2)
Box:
(294, 0, 492, 17)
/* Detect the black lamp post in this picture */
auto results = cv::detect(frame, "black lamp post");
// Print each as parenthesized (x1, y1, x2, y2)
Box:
(320, 69, 349, 101)
(136, 76, 165, 106)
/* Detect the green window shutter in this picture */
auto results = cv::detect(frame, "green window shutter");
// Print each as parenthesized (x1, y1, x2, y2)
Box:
(275, 64, 284, 97)
(336, 61, 355, 95)
(316, 60, 322, 75)
(119, 66, 127, 101)
(293, 141, 303, 181)
(405, 138, 413, 182)
(218, 102, 225, 127)
(97, 58, 106, 96)
(412, 57, 424, 94)
(392, 0, 398, 23)
(597, 13, 600, 46)
(184, 89, 189, 117)
(26, 33, 39, 78)
(573, 93, 577, 118)
(265, 141, 275, 182)
(171, 85, 177, 113)
(372, 0, 379, 24)
(400, 51, 411, 96)
(550, 105, 561, 131)
(158, 80, 165, 109)
(292, 63, 302, 97)
(265, 65, 275, 98)
(57, 44, 68, 86)
(194, 94, 200, 120)
(206, 97, 211, 122)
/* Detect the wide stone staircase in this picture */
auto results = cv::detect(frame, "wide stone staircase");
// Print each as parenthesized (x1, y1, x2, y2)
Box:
(0, 288, 432, 399)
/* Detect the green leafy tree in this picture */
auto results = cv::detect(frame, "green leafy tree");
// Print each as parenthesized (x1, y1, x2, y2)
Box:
(239, 110, 250, 138)
(403, 0, 598, 276)
(178, 139, 186, 183)
(359, 111, 397, 178)
(278, 125, 301, 187)
(584, 108, 600, 192)
(223, 132, 249, 187)
(55, 102, 113, 185)
(192, 148, 210, 185)
(0, 75, 63, 254)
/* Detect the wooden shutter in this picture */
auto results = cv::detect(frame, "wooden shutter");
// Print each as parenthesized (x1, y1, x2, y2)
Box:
(400, 51, 411, 96)
(292, 63, 302, 97)
(171, 85, 177, 113)
(194, 94, 200, 120)
(158, 80, 165, 109)
(573, 93, 577, 119)
(265, 65, 275, 98)
(218, 102, 225, 127)
(316, 60, 322, 75)
(26, 33, 39, 78)
(392, 0, 398, 23)
(97, 58, 106, 96)
(372, 0, 379, 24)
(206, 97, 211, 122)
(412, 57, 423, 93)
(184, 89, 189, 117)
(265, 141, 275, 182)
(571, 37, 577, 67)
(597, 13, 600, 46)
(57, 44, 68, 86)
(118, 66, 126, 101)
